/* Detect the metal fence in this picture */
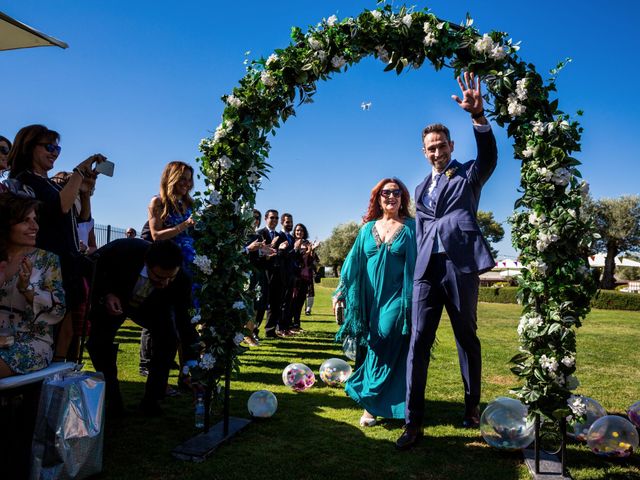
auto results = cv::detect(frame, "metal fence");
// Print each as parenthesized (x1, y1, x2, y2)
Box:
(94, 223, 128, 247)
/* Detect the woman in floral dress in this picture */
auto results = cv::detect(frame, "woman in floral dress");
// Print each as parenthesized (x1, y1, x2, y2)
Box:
(0, 194, 66, 377)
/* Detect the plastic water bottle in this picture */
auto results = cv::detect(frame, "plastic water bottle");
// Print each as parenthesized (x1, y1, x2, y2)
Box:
(195, 394, 205, 429)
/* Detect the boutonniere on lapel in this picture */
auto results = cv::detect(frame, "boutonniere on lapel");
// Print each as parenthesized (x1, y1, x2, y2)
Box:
(445, 166, 458, 179)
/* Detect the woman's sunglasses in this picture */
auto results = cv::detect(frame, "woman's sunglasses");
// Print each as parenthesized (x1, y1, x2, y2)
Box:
(0, 146, 9, 155)
(37, 143, 62, 154)
(380, 189, 402, 198)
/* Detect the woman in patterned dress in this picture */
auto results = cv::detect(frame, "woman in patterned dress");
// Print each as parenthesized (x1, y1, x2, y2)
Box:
(0, 194, 66, 377)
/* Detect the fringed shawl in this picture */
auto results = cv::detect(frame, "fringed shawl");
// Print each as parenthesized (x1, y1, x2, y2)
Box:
(335, 219, 416, 346)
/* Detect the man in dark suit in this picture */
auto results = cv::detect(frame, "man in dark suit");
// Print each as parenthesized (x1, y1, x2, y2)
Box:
(278, 212, 296, 334)
(397, 72, 498, 449)
(87, 238, 197, 415)
(256, 209, 288, 338)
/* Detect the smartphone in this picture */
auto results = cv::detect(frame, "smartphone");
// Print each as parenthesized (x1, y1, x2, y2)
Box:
(95, 160, 115, 177)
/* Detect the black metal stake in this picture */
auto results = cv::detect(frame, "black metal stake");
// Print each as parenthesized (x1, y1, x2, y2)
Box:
(534, 413, 541, 473)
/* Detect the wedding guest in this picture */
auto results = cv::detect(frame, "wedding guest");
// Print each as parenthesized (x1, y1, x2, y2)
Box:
(256, 209, 288, 338)
(126, 227, 137, 238)
(397, 72, 498, 450)
(0, 194, 66, 378)
(290, 223, 318, 332)
(0, 135, 11, 174)
(334, 178, 416, 427)
(87, 238, 196, 415)
(8, 124, 106, 360)
(139, 161, 195, 384)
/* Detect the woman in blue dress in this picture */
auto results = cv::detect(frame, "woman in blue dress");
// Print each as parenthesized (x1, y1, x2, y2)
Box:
(139, 161, 196, 387)
(334, 178, 416, 427)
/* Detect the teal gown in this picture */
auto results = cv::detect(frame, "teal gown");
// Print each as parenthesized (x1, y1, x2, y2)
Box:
(336, 219, 416, 419)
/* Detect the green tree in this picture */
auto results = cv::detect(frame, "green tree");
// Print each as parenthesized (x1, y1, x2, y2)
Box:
(477, 210, 505, 258)
(317, 221, 360, 275)
(587, 195, 640, 289)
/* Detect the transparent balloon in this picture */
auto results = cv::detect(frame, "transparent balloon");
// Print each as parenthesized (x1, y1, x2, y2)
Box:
(342, 337, 357, 361)
(627, 400, 640, 429)
(568, 396, 607, 442)
(282, 363, 315, 392)
(480, 397, 535, 450)
(319, 358, 352, 387)
(587, 415, 639, 458)
(247, 390, 278, 418)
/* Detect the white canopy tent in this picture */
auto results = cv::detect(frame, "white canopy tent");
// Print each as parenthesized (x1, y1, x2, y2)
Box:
(588, 253, 640, 268)
(0, 10, 67, 51)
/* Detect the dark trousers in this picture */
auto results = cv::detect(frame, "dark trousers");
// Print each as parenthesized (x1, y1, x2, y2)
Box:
(264, 272, 284, 334)
(405, 253, 481, 427)
(290, 280, 309, 328)
(87, 305, 178, 406)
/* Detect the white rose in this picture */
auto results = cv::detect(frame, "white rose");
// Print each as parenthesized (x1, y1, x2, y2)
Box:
(316, 50, 328, 62)
(522, 145, 535, 158)
(536, 167, 553, 181)
(375, 46, 390, 63)
(551, 167, 571, 186)
(528, 211, 546, 226)
(423, 21, 433, 34)
(331, 55, 346, 69)
(308, 37, 322, 51)
(561, 356, 575, 368)
(531, 120, 547, 136)
(515, 78, 528, 101)
(213, 124, 228, 143)
(539, 354, 558, 373)
(402, 14, 413, 28)
(423, 33, 437, 47)
(260, 71, 275, 87)
(371, 10, 382, 20)
(218, 155, 233, 170)
(507, 94, 526, 117)
(474, 34, 494, 55)
(567, 395, 587, 417)
(193, 255, 213, 275)
(490, 44, 506, 60)
(226, 94, 242, 108)
(209, 190, 222, 205)
(266, 53, 279, 66)
(327, 14, 338, 26)
(200, 353, 216, 370)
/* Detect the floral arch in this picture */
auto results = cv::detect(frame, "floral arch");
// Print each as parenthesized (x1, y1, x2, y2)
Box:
(189, 4, 598, 421)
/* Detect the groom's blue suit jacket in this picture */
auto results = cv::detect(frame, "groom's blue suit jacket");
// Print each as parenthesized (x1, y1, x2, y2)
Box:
(414, 128, 498, 279)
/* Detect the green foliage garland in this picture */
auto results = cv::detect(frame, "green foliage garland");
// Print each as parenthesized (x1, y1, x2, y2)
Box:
(188, 4, 598, 420)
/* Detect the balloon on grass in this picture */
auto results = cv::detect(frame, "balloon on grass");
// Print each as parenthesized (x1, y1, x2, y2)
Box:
(568, 396, 607, 442)
(627, 400, 640, 429)
(282, 363, 315, 392)
(586, 415, 639, 458)
(247, 390, 278, 418)
(480, 397, 535, 450)
(319, 358, 352, 387)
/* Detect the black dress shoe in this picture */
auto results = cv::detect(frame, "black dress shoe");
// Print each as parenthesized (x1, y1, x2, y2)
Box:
(462, 406, 480, 428)
(395, 426, 424, 450)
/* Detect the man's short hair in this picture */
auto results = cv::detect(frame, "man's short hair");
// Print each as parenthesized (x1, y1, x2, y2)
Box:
(281, 213, 292, 222)
(422, 123, 451, 142)
(265, 209, 278, 220)
(145, 240, 183, 270)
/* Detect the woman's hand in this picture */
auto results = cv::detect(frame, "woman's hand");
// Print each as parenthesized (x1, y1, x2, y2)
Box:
(246, 239, 263, 252)
(17, 256, 33, 293)
(105, 293, 123, 316)
(76, 154, 106, 176)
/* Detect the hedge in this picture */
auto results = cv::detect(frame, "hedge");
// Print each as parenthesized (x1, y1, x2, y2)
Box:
(322, 280, 640, 311)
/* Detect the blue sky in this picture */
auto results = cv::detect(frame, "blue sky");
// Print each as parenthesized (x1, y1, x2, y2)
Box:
(3, 1, 639, 258)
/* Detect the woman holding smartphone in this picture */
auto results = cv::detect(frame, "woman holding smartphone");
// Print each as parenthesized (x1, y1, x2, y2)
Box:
(8, 124, 105, 360)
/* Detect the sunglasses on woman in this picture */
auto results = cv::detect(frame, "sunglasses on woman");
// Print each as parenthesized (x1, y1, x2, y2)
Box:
(0, 146, 9, 155)
(37, 143, 62, 154)
(380, 189, 402, 198)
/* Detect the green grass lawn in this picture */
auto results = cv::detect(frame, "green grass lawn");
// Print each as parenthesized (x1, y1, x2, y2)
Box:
(87, 286, 640, 480)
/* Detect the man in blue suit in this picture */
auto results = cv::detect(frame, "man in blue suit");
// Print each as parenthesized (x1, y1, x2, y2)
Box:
(397, 72, 498, 449)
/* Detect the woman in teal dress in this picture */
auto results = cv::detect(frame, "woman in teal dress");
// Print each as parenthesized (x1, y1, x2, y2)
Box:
(334, 178, 416, 426)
